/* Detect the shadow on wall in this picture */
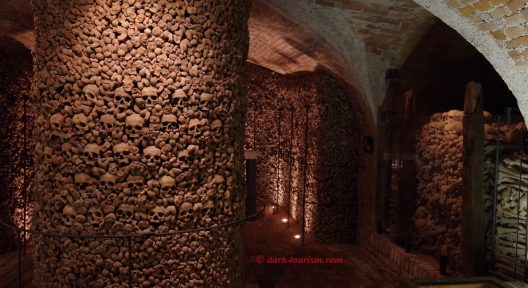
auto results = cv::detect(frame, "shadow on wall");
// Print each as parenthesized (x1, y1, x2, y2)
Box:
(312, 73, 362, 243)
(245, 63, 367, 243)
(0, 36, 34, 254)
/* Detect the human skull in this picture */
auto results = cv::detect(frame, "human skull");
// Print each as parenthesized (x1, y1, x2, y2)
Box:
(199, 93, 212, 111)
(177, 150, 189, 168)
(63, 204, 77, 226)
(43, 146, 54, 163)
(127, 175, 145, 191)
(203, 200, 214, 216)
(114, 87, 132, 110)
(113, 143, 130, 166)
(161, 114, 178, 132)
(211, 119, 223, 135)
(149, 116, 161, 131)
(83, 143, 100, 166)
(141, 87, 159, 110)
(213, 174, 225, 185)
(50, 113, 64, 133)
(88, 207, 104, 226)
(100, 114, 116, 134)
(160, 175, 176, 196)
(116, 204, 135, 222)
(74, 173, 93, 190)
(172, 89, 187, 109)
(148, 206, 165, 224)
(144, 146, 162, 167)
(179, 202, 193, 223)
(188, 118, 201, 135)
(125, 113, 144, 139)
(73, 113, 89, 135)
(61, 142, 76, 158)
(99, 173, 117, 192)
(165, 205, 176, 223)
(81, 84, 99, 107)
(442, 110, 463, 122)
(193, 202, 203, 219)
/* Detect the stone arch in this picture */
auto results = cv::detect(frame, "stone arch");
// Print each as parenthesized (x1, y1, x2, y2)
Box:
(249, 0, 376, 135)
(413, 0, 528, 120)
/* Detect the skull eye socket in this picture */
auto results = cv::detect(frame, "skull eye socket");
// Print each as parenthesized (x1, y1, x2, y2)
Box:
(76, 183, 88, 190)
(142, 96, 148, 101)
(115, 96, 122, 101)
(123, 151, 130, 156)
(151, 96, 158, 101)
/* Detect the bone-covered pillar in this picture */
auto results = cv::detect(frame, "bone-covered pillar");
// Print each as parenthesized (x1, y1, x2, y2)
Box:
(31, 0, 249, 287)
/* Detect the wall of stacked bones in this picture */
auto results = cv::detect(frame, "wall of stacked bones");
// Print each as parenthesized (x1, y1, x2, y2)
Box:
(0, 37, 34, 254)
(245, 64, 361, 243)
(31, 0, 249, 287)
(493, 124, 528, 279)
(413, 110, 525, 273)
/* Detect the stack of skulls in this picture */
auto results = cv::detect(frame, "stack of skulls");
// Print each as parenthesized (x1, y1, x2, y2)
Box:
(0, 36, 34, 254)
(31, 0, 250, 287)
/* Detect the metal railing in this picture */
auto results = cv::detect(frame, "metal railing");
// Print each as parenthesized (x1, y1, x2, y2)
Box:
(1, 196, 266, 288)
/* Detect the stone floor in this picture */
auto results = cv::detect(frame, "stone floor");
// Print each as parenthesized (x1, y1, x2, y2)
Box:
(243, 205, 399, 288)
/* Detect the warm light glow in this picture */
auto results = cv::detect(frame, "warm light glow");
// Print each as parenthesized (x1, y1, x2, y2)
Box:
(281, 218, 288, 223)
(294, 234, 301, 239)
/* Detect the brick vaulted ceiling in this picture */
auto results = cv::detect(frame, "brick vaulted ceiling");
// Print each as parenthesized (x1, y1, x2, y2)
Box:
(0, 0, 439, 121)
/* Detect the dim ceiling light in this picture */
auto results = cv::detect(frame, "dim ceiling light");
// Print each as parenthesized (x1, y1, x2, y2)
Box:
(281, 218, 288, 223)
(294, 234, 301, 239)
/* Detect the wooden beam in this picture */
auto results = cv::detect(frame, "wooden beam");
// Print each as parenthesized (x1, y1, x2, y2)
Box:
(462, 81, 487, 275)
(398, 89, 416, 249)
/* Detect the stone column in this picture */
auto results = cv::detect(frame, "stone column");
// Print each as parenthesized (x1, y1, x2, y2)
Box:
(31, 0, 249, 287)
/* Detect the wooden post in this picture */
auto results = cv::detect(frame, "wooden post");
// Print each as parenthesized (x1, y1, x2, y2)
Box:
(398, 89, 416, 250)
(462, 81, 486, 275)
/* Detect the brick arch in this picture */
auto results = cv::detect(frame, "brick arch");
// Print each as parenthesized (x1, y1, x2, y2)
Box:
(413, 0, 528, 119)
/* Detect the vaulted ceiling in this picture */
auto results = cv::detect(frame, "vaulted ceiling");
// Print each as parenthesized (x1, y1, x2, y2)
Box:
(0, 0, 440, 122)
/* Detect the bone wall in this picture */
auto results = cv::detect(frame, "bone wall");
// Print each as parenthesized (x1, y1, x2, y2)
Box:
(0, 36, 34, 254)
(414, 111, 465, 270)
(414, 111, 505, 272)
(31, 1, 249, 287)
(490, 121, 528, 280)
(245, 64, 360, 243)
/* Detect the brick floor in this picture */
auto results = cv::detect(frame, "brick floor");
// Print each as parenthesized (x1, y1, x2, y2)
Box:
(0, 247, 33, 288)
(243, 205, 399, 288)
